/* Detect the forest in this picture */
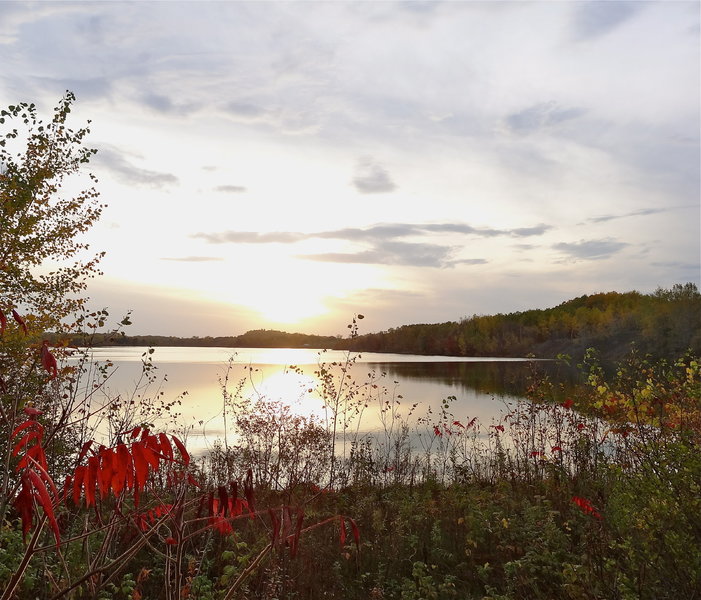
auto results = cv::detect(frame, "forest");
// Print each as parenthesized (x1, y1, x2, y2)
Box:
(81, 284, 700, 363)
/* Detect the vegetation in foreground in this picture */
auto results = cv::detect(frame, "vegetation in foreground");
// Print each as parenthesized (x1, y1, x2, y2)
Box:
(1, 94, 699, 599)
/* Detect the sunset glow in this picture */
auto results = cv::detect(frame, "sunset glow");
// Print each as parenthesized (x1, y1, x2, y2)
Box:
(0, 2, 697, 337)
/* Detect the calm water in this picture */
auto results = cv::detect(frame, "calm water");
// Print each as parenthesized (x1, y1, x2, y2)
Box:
(76, 347, 575, 454)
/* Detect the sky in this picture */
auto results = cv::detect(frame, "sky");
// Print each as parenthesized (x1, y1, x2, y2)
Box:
(0, 1, 699, 337)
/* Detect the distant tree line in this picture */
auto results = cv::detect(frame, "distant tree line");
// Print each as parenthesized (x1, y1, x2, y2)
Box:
(71, 284, 700, 361)
(340, 283, 700, 361)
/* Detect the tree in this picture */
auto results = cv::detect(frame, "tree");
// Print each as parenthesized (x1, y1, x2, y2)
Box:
(0, 91, 104, 332)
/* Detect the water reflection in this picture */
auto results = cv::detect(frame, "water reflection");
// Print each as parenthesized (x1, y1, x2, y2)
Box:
(75, 347, 578, 454)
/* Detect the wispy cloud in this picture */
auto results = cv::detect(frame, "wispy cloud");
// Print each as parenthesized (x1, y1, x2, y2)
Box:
(352, 157, 397, 194)
(572, 1, 644, 41)
(553, 238, 629, 261)
(213, 184, 247, 194)
(504, 102, 586, 135)
(93, 147, 178, 188)
(160, 256, 224, 262)
(192, 222, 552, 245)
(587, 207, 670, 224)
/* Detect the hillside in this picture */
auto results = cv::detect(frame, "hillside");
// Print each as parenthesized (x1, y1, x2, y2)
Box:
(77, 284, 700, 362)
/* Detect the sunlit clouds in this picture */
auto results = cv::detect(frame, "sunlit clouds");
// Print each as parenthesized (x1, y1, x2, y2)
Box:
(0, 1, 698, 336)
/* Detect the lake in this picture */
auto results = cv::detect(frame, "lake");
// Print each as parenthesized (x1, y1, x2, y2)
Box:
(77, 346, 576, 454)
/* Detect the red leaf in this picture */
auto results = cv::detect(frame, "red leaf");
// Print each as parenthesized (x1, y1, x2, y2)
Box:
(12, 430, 42, 457)
(171, 435, 190, 466)
(452, 420, 465, 428)
(85, 456, 99, 506)
(218, 486, 228, 517)
(0, 311, 6, 336)
(73, 466, 86, 505)
(339, 516, 347, 547)
(115, 443, 133, 492)
(12, 309, 28, 335)
(27, 470, 60, 546)
(14, 474, 34, 540)
(433, 425, 442, 437)
(165, 537, 178, 545)
(40, 341, 58, 378)
(348, 517, 360, 548)
(290, 510, 304, 558)
(98, 448, 114, 499)
(78, 441, 94, 463)
(158, 433, 173, 460)
(131, 442, 149, 491)
(23, 406, 42, 417)
(11, 420, 43, 442)
(571, 496, 602, 520)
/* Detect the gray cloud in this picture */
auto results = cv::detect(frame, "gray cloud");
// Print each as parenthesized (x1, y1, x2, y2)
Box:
(510, 224, 552, 237)
(504, 102, 586, 135)
(572, 2, 644, 41)
(587, 207, 670, 223)
(552, 238, 629, 261)
(301, 240, 455, 268)
(352, 157, 397, 194)
(192, 222, 551, 246)
(93, 147, 179, 188)
(160, 256, 224, 262)
(140, 93, 200, 116)
(213, 185, 247, 193)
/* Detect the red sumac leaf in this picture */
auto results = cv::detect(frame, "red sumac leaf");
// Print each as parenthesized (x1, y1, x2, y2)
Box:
(40, 341, 58, 378)
(339, 516, 346, 547)
(131, 442, 149, 491)
(73, 466, 86, 505)
(27, 470, 60, 545)
(85, 456, 99, 506)
(11, 309, 28, 335)
(158, 433, 173, 460)
(11, 419, 40, 440)
(0, 311, 6, 336)
(77, 440, 93, 463)
(349, 517, 360, 548)
(171, 435, 190, 466)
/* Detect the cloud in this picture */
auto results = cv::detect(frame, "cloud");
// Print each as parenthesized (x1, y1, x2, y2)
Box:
(510, 224, 552, 237)
(213, 185, 247, 193)
(572, 1, 644, 41)
(93, 147, 179, 188)
(192, 231, 305, 244)
(552, 238, 629, 261)
(140, 92, 199, 115)
(504, 102, 586, 135)
(192, 222, 551, 246)
(587, 207, 671, 224)
(160, 256, 224, 262)
(301, 240, 456, 268)
(352, 157, 397, 194)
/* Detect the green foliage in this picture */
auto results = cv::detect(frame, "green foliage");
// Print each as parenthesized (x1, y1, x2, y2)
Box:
(0, 91, 104, 328)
